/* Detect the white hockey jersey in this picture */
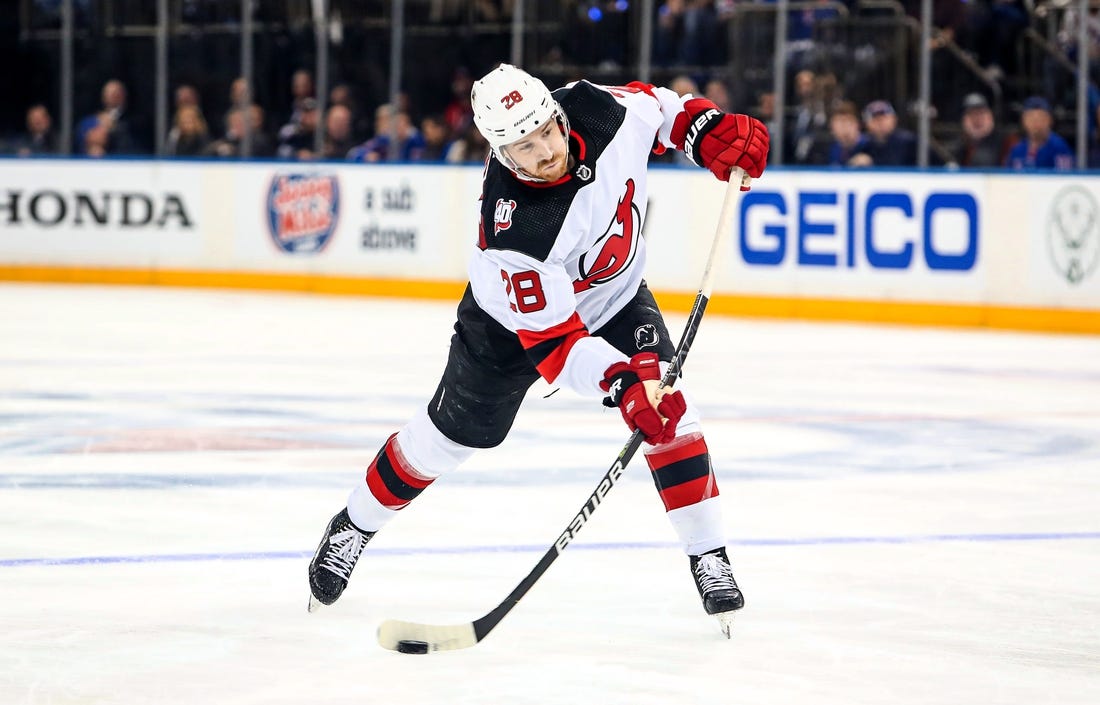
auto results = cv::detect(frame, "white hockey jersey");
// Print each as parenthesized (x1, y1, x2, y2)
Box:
(468, 80, 688, 399)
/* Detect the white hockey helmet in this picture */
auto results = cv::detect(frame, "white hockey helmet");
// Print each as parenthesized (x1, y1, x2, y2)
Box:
(471, 64, 570, 174)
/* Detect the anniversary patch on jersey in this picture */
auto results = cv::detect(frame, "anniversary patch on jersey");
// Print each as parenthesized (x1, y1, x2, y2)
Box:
(573, 178, 640, 293)
(266, 173, 340, 254)
(494, 198, 517, 235)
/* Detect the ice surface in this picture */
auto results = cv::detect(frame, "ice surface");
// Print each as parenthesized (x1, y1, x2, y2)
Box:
(1, 283, 1098, 705)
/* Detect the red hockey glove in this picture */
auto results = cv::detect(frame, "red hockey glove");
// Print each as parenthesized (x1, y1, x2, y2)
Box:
(601, 353, 687, 446)
(671, 98, 770, 185)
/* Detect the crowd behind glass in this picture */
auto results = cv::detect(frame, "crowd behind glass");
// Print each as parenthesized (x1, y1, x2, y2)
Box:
(3, 0, 1097, 170)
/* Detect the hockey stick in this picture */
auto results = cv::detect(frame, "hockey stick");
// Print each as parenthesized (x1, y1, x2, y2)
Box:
(378, 168, 750, 654)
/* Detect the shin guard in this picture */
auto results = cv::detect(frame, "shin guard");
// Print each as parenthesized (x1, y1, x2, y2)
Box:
(364, 433, 436, 511)
(644, 432, 719, 511)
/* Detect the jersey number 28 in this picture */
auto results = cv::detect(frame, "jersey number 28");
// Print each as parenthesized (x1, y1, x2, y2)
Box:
(501, 269, 546, 313)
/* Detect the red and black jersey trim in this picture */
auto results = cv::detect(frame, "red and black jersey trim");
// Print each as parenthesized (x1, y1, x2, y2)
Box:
(645, 435, 719, 511)
(365, 433, 434, 510)
(516, 311, 590, 382)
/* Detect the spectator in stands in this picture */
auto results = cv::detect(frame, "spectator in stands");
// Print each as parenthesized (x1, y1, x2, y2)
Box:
(165, 105, 210, 157)
(277, 97, 320, 160)
(347, 104, 426, 162)
(704, 78, 733, 113)
(203, 107, 247, 158)
(165, 84, 207, 153)
(347, 104, 392, 162)
(329, 83, 370, 144)
(76, 79, 138, 154)
(669, 74, 700, 99)
(246, 104, 275, 157)
(322, 104, 356, 160)
(175, 84, 202, 113)
(418, 114, 452, 162)
(750, 90, 775, 124)
(391, 110, 427, 160)
(220, 77, 249, 135)
(826, 101, 869, 166)
(290, 69, 315, 118)
(444, 122, 490, 164)
(444, 68, 474, 136)
(13, 104, 58, 156)
(788, 69, 831, 165)
(203, 104, 271, 158)
(855, 99, 917, 166)
(329, 83, 352, 110)
(216, 78, 272, 157)
(82, 114, 112, 158)
(1005, 96, 1075, 170)
(952, 92, 1014, 168)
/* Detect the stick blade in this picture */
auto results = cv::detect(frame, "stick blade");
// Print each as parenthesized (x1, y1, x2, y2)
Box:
(377, 619, 478, 653)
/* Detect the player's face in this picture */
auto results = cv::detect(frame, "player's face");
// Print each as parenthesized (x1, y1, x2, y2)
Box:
(504, 121, 569, 181)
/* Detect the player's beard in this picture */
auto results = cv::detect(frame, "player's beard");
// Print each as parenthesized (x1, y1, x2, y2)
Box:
(536, 152, 569, 181)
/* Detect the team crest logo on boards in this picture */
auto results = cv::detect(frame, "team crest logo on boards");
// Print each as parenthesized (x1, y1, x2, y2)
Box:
(494, 198, 517, 235)
(573, 179, 640, 293)
(634, 324, 659, 349)
(1047, 186, 1100, 284)
(266, 173, 340, 253)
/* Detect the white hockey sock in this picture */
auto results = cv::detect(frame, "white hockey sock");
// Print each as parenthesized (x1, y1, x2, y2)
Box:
(347, 480, 399, 532)
(666, 496, 726, 556)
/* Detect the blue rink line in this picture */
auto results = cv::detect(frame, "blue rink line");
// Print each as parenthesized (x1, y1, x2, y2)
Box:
(3, 531, 1098, 569)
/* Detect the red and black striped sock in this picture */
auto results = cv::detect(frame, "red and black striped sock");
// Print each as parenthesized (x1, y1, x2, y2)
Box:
(364, 433, 435, 510)
(645, 433, 719, 511)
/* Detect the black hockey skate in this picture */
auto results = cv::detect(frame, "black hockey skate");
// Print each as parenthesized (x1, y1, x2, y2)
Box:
(308, 509, 375, 612)
(689, 546, 744, 638)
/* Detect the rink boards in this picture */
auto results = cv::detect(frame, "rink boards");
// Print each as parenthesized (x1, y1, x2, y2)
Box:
(0, 158, 1097, 333)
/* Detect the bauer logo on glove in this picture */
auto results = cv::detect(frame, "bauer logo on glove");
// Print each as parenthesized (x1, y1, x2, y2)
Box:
(671, 97, 770, 184)
(683, 108, 721, 163)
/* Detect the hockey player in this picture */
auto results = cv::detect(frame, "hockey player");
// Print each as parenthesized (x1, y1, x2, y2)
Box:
(308, 63, 769, 634)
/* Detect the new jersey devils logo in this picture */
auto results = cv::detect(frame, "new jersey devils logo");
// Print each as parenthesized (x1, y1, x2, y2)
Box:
(634, 324, 659, 349)
(573, 179, 639, 293)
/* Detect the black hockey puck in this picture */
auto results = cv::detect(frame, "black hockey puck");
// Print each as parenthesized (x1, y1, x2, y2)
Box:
(396, 640, 430, 654)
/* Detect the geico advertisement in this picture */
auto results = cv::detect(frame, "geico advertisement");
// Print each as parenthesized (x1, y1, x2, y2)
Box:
(234, 164, 478, 277)
(726, 173, 986, 301)
(0, 160, 203, 265)
(641, 171, 986, 301)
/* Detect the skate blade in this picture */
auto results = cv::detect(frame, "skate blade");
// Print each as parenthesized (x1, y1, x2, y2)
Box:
(715, 611, 735, 638)
(308, 595, 324, 613)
